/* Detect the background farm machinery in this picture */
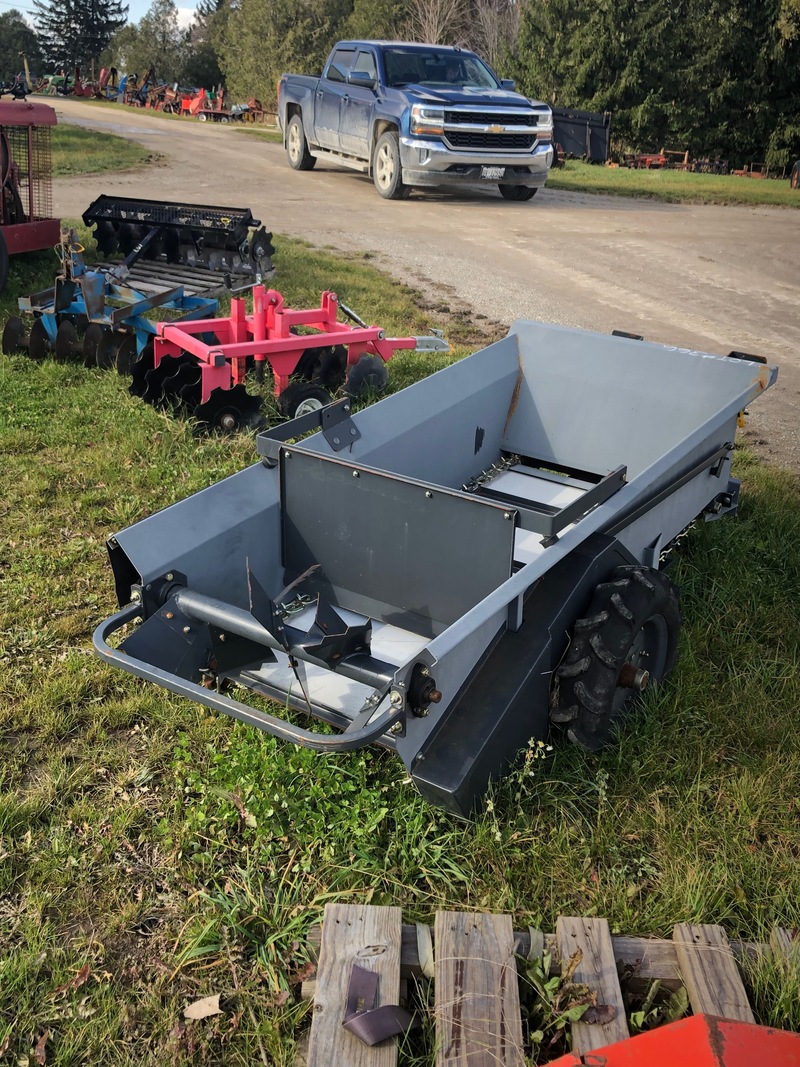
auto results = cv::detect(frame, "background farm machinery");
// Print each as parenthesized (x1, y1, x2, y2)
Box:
(2, 193, 445, 432)
(0, 99, 61, 293)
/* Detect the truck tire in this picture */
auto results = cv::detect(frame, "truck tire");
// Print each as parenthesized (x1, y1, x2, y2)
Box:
(373, 132, 410, 200)
(551, 565, 680, 753)
(0, 230, 8, 295)
(791, 160, 800, 190)
(286, 114, 316, 171)
(499, 185, 537, 201)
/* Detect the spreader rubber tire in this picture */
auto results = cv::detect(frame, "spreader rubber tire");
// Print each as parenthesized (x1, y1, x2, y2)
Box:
(278, 381, 332, 418)
(791, 160, 800, 190)
(552, 565, 681, 753)
(345, 354, 389, 399)
(499, 185, 537, 201)
(0, 230, 8, 294)
(286, 115, 316, 171)
(373, 132, 410, 200)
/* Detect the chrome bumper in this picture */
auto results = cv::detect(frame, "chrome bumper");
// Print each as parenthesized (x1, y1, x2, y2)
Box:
(399, 135, 553, 187)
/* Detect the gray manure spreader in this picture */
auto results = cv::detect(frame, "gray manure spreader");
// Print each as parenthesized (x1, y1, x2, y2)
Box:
(94, 321, 776, 816)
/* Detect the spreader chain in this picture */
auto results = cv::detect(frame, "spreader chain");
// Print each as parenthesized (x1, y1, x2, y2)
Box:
(462, 453, 521, 494)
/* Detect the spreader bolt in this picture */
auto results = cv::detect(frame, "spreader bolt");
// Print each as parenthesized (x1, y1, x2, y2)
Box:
(130, 590, 141, 602)
(425, 490, 433, 499)
(353, 470, 360, 477)
(389, 722, 403, 734)
(504, 512, 512, 520)
(420, 667, 430, 676)
(164, 611, 174, 620)
(390, 690, 404, 707)
(166, 572, 174, 581)
(219, 633, 226, 642)
(183, 626, 191, 634)
(350, 428, 357, 436)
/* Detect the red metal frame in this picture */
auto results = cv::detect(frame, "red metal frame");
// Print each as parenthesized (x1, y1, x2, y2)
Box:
(547, 1014, 800, 1067)
(154, 287, 417, 404)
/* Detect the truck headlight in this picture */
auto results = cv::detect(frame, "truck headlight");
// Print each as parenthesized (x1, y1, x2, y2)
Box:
(410, 105, 445, 136)
(534, 110, 553, 144)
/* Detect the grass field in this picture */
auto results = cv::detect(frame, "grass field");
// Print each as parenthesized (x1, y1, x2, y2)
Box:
(51, 124, 154, 177)
(1, 236, 799, 1065)
(548, 160, 800, 207)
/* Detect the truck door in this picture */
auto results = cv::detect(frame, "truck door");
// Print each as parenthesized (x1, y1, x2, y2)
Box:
(340, 49, 378, 159)
(316, 47, 355, 150)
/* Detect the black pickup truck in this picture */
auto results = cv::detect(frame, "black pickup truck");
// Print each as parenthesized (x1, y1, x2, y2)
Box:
(277, 40, 554, 201)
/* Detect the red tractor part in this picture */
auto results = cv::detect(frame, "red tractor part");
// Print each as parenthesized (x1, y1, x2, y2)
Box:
(548, 1014, 800, 1067)
(0, 100, 61, 292)
(148, 286, 418, 427)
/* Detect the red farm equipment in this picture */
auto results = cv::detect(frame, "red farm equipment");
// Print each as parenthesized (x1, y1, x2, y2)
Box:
(0, 100, 61, 293)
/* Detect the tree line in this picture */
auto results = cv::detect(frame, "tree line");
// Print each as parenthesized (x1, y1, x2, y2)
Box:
(2, 0, 798, 167)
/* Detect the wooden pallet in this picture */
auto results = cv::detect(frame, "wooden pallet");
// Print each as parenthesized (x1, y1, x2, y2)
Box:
(297, 904, 798, 1066)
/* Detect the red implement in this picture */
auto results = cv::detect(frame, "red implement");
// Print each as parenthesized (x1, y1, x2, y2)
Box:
(154, 286, 416, 404)
(548, 1014, 800, 1067)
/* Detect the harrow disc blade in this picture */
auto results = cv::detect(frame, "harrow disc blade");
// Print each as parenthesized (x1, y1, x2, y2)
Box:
(129, 343, 154, 397)
(2, 316, 28, 355)
(28, 318, 54, 362)
(141, 355, 193, 408)
(82, 323, 106, 368)
(115, 335, 138, 376)
(55, 320, 80, 363)
(162, 361, 201, 411)
(193, 384, 265, 434)
(97, 330, 123, 370)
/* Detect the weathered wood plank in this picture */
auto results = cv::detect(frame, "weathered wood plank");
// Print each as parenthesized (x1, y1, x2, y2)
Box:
(307, 923, 761, 990)
(673, 923, 755, 1023)
(435, 911, 525, 1067)
(556, 916, 630, 1052)
(306, 903, 403, 1067)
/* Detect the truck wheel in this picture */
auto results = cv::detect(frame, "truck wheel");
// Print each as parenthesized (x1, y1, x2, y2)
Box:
(551, 565, 680, 753)
(791, 161, 800, 190)
(373, 132, 410, 200)
(286, 114, 316, 171)
(499, 185, 537, 201)
(278, 381, 332, 418)
(0, 230, 8, 294)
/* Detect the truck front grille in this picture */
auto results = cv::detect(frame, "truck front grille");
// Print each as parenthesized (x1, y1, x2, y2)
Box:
(444, 110, 535, 126)
(445, 131, 536, 150)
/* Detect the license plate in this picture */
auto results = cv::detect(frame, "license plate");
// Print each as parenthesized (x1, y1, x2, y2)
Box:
(480, 166, 505, 180)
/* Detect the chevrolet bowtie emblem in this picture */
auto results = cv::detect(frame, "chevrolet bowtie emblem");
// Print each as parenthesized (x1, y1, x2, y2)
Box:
(487, 125, 505, 134)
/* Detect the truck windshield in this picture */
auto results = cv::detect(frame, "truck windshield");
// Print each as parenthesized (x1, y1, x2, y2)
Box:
(383, 48, 500, 89)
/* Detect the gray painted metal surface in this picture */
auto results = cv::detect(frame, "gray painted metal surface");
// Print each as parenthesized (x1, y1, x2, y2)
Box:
(94, 320, 778, 812)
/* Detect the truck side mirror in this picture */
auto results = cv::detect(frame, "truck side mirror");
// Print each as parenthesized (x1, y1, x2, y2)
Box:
(347, 70, 377, 89)
(501, 79, 516, 90)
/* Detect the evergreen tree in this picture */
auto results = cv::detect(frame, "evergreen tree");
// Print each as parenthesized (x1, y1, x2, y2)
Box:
(183, 0, 232, 87)
(0, 10, 44, 83)
(219, 0, 352, 107)
(33, 0, 127, 72)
